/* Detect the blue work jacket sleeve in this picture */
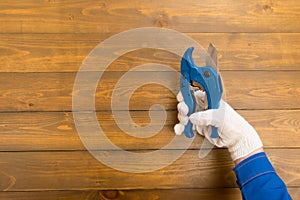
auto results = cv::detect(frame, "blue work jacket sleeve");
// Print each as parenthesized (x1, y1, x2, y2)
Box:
(233, 152, 292, 200)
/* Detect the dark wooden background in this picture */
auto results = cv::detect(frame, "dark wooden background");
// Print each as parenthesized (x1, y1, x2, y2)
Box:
(0, 0, 299, 199)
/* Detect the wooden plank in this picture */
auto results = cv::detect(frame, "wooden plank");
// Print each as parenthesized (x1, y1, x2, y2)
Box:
(0, 33, 299, 72)
(0, 191, 100, 200)
(0, 71, 298, 111)
(0, 0, 298, 198)
(0, 189, 240, 200)
(0, 149, 298, 191)
(1, 188, 299, 200)
(101, 188, 299, 200)
(0, 0, 299, 33)
(0, 110, 299, 151)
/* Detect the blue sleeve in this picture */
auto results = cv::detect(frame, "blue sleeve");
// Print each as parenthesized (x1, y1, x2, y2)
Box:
(233, 152, 292, 200)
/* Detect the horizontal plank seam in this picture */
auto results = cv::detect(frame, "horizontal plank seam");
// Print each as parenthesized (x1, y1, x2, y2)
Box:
(0, 109, 299, 114)
(0, 185, 299, 192)
(0, 187, 241, 192)
(0, 108, 299, 113)
(0, 188, 242, 192)
(0, 148, 299, 153)
(1, 70, 300, 73)
(0, 70, 300, 74)
(0, 32, 300, 35)
(0, 186, 298, 193)
(1, 32, 300, 34)
(0, 31, 300, 34)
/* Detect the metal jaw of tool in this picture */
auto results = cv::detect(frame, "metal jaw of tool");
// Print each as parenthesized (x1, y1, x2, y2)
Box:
(180, 44, 223, 138)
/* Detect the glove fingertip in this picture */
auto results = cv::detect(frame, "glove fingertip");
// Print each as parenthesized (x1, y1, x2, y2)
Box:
(178, 114, 189, 126)
(174, 123, 184, 135)
(176, 91, 183, 102)
(177, 102, 188, 115)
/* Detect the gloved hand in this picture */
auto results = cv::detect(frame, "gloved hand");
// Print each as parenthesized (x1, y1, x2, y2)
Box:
(174, 91, 263, 161)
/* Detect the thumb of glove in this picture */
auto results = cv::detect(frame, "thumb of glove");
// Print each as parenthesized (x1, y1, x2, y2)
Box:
(189, 109, 221, 128)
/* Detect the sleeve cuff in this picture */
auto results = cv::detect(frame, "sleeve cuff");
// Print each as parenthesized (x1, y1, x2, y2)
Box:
(233, 152, 276, 188)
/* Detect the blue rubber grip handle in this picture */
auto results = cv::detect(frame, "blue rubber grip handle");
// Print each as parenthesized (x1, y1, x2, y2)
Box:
(180, 76, 196, 138)
(184, 120, 194, 138)
(211, 126, 218, 138)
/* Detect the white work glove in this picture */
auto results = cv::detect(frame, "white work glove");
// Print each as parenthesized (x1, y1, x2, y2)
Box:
(174, 91, 263, 161)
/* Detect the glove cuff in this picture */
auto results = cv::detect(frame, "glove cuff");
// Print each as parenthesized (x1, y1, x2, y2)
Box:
(229, 136, 263, 161)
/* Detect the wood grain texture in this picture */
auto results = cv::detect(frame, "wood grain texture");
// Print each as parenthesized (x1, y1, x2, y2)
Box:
(0, 149, 299, 191)
(0, 189, 242, 200)
(0, 188, 299, 200)
(0, 0, 299, 33)
(0, 33, 299, 72)
(0, 110, 299, 151)
(0, 191, 101, 200)
(1, 0, 299, 198)
(0, 71, 298, 112)
(2, 188, 299, 200)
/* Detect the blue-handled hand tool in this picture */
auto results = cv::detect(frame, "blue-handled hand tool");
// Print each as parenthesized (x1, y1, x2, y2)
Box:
(180, 45, 223, 138)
